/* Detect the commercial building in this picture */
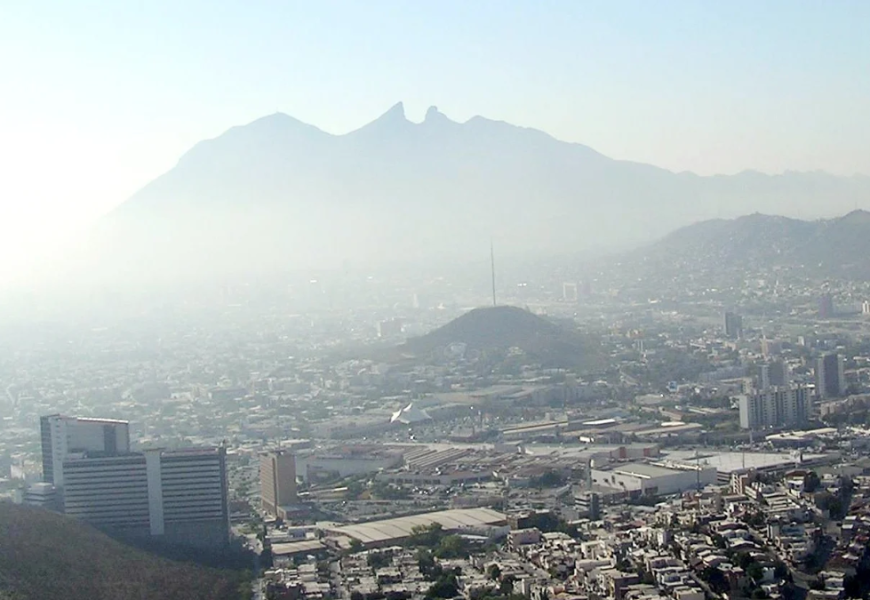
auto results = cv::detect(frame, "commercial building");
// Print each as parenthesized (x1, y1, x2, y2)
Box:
(324, 508, 507, 548)
(758, 361, 789, 390)
(723, 312, 743, 340)
(261, 450, 297, 518)
(815, 353, 845, 398)
(590, 462, 717, 497)
(23, 482, 59, 510)
(295, 445, 404, 482)
(40, 414, 130, 487)
(819, 294, 835, 319)
(62, 447, 229, 548)
(575, 491, 601, 520)
(738, 386, 812, 430)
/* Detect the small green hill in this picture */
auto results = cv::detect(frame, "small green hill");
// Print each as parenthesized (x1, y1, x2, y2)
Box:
(0, 504, 248, 600)
(402, 305, 603, 370)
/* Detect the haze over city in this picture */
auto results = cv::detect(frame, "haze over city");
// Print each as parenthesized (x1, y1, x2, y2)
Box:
(1, 0, 869, 284)
(4, 4, 870, 600)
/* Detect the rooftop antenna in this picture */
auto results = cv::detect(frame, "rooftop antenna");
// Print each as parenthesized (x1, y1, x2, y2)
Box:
(490, 239, 497, 307)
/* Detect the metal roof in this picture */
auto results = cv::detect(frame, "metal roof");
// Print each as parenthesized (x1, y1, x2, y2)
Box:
(327, 508, 506, 544)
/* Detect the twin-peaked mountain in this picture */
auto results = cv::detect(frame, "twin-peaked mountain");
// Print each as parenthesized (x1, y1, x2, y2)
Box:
(87, 102, 869, 284)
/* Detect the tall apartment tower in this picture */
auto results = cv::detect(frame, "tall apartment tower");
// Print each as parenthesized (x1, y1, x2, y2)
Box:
(819, 294, 835, 319)
(815, 353, 845, 398)
(739, 385, 811, 429)
(62, 447, 229, 548)
(40, 414, 130, 488)
(261, 451, 297, 518)
(723, 311, 743, 339)
(757, 361, 790, 390)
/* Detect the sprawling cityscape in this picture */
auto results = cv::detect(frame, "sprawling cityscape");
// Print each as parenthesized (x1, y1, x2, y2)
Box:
(2, 3, 869, 600)
(3, 250, 870, 600)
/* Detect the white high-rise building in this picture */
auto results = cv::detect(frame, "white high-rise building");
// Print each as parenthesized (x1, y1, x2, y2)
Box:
(40, 414, 130, 488)
(62, 447, 229, 548)
(739, 385, 812, 430)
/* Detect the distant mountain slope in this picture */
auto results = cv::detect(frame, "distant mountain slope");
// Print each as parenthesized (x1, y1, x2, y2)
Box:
(0, 504, 245, 600)
(79, 102, 870, 285)
(401, 305, 603, 370)
(641, 210, 870, 277)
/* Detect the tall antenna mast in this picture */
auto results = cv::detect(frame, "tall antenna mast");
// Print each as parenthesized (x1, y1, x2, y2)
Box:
(490, 239, 497, 307)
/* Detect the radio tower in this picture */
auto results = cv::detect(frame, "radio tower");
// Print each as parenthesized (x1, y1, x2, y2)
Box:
(490, 240, 497, 307)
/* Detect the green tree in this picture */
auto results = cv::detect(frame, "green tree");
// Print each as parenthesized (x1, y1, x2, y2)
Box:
(426, 574, 459, 599)
(416, 549, 437, 578)
(747, 563, 765, 582)
(804, 471, 821, 493)
(499, 574, 517, 596)
(486, 564, 501, 581)
(435, 535, 468, 559)
(410, 523, 445, 548)
(368, 552, 390, 570)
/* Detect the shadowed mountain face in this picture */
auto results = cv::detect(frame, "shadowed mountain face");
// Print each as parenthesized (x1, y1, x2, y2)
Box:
(85, 103, 870, 285)
(0, 504, 243, 600)
(400, 305, 604, 371)
(638, 210, 870, 278)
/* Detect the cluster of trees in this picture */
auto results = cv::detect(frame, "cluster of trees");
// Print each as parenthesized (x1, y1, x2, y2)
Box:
(528, 469, 567, 489)
(518, 512, 578, 537)
(409, 524, 469, 559)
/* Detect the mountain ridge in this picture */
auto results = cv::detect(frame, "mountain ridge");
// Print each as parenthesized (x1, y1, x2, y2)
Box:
(79, 102, 870, 286)
(640, 210, 870, 278)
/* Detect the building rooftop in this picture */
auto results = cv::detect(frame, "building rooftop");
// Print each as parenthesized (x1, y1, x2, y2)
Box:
(325, 508, 506, 545)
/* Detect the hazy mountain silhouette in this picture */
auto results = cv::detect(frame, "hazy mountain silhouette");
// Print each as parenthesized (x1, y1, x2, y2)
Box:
(400, 305, 604, 370)
(84, 103, 870, 285)
(640, 210, 870, 278)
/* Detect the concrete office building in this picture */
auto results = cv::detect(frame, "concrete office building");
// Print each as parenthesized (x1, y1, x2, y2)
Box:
(62, 447, 229, 548)
(739, 385, 812, 430)
(260, 451, 297, 518)
(40, 414, 130, 488)
(815, 353, 845, 398)
(758, 361, 790, 390)
(723, 312, 743, 339)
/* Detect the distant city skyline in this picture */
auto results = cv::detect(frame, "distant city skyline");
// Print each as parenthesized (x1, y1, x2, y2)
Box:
(0, 0, 868, 283)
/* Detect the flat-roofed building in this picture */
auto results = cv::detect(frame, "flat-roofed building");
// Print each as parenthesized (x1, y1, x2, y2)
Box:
(591, 462, 717, 497)
(739, 385, 811, 429)
(324, 507, 507, 548)
(61, 447, 229, 548)
(261, 450, 297, 518)
(40, 414, 130, 488)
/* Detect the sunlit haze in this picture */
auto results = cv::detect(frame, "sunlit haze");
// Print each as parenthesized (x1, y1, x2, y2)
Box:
(1, 0, 868, 284)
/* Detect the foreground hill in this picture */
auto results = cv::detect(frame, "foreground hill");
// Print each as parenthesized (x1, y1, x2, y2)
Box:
(401, 306, 603, 370)
(72, 103, 870, 286)
(639, 210, 870, 279)
(0, 504, 247, 600)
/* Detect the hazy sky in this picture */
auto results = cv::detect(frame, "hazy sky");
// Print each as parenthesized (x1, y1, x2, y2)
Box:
(1, 0, 868, 282)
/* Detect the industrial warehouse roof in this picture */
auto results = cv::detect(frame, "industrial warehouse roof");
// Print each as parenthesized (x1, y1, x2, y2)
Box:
(271, 539, 327, 557)
(326, 508, 506, 545)
(663, 450, 833, 473)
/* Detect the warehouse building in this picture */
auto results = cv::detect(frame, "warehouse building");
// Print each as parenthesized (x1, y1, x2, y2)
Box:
(324, 507, 507, 548)
(590, 461, 717, 497)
